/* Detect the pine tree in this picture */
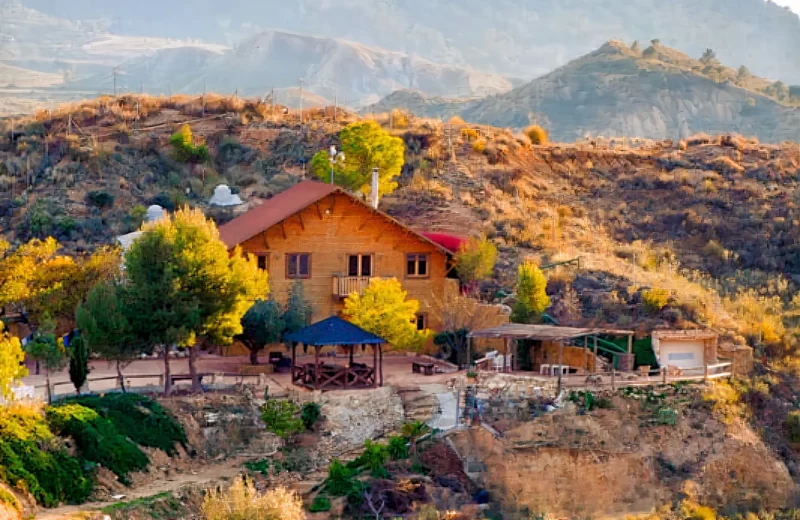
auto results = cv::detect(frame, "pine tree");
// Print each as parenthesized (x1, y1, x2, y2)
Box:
(283, 280, 313, 336)
(68, 335, 90, 394)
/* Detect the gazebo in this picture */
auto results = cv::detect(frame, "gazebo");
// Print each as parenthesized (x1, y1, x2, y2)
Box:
(284, 316, 387, 391)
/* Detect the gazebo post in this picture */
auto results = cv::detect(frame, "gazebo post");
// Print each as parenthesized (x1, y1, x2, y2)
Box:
(314, 345, 321, 390)
(379, 344, 384, 387)
(373, 343, 379, 388)
(349, 344, 355, 367)
(557, 340, 564, 394)
(344, 345, 350, 389)
(291, 342, 297, 383)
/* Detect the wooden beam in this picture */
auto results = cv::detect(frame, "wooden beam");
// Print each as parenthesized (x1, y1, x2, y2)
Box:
(557, 341, 564, 395)
(298, 212, 305, 231)
(262, 231, 270, 249)
(315, 202, 323, 220)
(627, 334, 633, 354)
(593, 336, 598, 373)
(379, 345, 383, 387)
(314, 346, 321, 390)
(583, 336, 589, 373)
(280, 221, 288, 240)
(373, 343, 379, 388)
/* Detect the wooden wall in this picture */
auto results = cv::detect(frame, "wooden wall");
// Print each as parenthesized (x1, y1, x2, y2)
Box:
(237, 192, 451, 333)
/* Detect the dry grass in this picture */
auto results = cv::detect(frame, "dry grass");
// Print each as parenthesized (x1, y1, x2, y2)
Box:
(202, 477, 305, 520)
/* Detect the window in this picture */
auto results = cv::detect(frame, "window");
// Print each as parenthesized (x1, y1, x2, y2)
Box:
(348, 254, 374, 277)
(406, 254, 429, 277)
(415, 313, 427, 331)
(257, 254, 267, 271)
(286, 253, 311, 279)
(667, 352, 695, 361)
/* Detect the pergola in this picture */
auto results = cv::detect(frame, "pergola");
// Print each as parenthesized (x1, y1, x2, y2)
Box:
(468, 324, 635, 390)
(284, 316, 386, 391)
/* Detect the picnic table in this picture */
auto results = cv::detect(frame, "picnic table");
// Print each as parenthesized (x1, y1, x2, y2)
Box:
(412, 361, 435, 376)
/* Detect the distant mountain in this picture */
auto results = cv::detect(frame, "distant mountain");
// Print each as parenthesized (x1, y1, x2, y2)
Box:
(21, 0, 800, 83)
(70, 30, 514, 106)
(367, 40, 800, 143)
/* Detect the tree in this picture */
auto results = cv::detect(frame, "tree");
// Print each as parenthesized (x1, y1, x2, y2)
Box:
(630, 40, 641, 54)
(737, 65, 751, 79)
(511, 262, 550, 323)
(169, 124, 210, 164)
(455, 235, 497, 295)
(24, 314, 67, 402)
(68, 335, 90, 394)
(700, 48, 717, 64)
(283, 280, 313, 337)
(238, 299, 284, 365)
(122, 207, 269, 394)
(524, 125, 548, 145)
(0, 322, 27, 400)
(344, 278, 431, 351)
(76, 281, 137, 392)
(310, 120, 405, 197)
(435, 293, 508, 365)
(0, 237, 60, 315)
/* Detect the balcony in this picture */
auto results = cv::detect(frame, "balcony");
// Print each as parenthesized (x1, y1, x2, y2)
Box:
(332, 276, 379, 298)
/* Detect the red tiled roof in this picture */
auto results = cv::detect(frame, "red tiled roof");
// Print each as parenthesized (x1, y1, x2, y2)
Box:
(218, 180, 455, 254)
(219, 181, 337, 248)
(421, 233, 467, 253)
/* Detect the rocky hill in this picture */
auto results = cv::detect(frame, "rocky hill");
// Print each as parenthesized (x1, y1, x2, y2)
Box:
(369, 40, 800, 142)
(23, 0, 800, 84)
(70, 30, 514, 107)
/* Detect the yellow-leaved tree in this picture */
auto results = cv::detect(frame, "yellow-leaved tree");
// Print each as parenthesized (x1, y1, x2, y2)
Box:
(343, 278, 431, 352)
(0, 322, 27, 400)
(511, 261, 551, 323)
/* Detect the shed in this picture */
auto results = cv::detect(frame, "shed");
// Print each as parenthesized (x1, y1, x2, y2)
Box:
(651, 329, 718, 370)
(284, 316, 387, 391)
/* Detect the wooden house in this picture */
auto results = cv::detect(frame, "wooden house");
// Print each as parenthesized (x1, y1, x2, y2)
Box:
(218, 180, 461, 342)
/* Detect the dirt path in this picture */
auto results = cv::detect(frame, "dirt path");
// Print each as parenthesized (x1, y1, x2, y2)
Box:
(35, 458, 248, 520)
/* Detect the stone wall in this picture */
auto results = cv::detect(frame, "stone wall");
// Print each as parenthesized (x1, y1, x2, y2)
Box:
(290, 387, 405, 457)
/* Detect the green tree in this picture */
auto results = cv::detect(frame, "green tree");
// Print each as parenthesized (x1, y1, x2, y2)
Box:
(68, 335, 90, 395)
(455, 235, 497, 294)
(283, 280, 313, 337)
(169, 124, 210, 164)
(77, 281, 138, 392)
(512, 262, 550, 323)
(122, 207, 269, 394)
(700, 48, 717, 64)
(310, 120, 405, 197)
(238, 299, 284, 365)
(0, 322, 27, 400)
(344, 278, 431, 351)
(24, 314, 67, 402)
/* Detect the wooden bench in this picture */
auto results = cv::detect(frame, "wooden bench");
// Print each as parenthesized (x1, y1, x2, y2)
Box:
(412, 362, 435, 376)
(170, 373, 210, 386)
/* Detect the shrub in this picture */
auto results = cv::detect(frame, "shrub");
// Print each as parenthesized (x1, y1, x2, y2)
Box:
(388, 436, 409, 460)
(325, 459, 359, 496)
(300, 402, 322, 431)
(151, 192, 175, 211)
(0, 487, 18, 512)
(0, 405, 93, 507)
(642, 288, 670, 315)
(202, 478, 305, 520)
(471, 140, 486, 153)
(461, 128, 479, 142)
(68, 393, 187, 455)
(524, 125, 548, 145)
(357, 440, 389, 478)
(448, 116, 465, 125)
(786, 410, 800, 442)
(309, 496, 331, 512)
(261, 400, 304, 439)
(46, 403, 149, 484)
(86, 190, 115, 209)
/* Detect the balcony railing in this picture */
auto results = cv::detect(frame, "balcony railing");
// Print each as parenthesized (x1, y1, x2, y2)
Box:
(332, 276, 378, 298)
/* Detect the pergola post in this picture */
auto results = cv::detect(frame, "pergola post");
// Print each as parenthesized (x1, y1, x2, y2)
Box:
(557, 340, 564, 394)
(379, 345, 384, 386)
(627, 334, 633, 354)
(291, 342, 297, 383)
(504, 338, 510, 373)
(593, 335, 599, 373)
(373, 343, 379, 388)
(583, 336, 589, 373)
(314, 345, 321, 390)
(466, 336, 471, 370)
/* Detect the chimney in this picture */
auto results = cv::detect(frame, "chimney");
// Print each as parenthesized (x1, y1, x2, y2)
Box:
(371, 167, 379, 209)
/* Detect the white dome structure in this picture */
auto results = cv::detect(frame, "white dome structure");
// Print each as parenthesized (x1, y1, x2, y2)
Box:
(145, 205, 166, 223)
(209, 184, 243, 207)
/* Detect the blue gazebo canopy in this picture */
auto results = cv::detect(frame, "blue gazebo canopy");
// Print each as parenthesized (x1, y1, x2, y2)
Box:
(284, 316, 386, 347)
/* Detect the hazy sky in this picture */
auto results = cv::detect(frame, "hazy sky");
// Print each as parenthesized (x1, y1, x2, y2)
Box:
(774, 0, 800, 12)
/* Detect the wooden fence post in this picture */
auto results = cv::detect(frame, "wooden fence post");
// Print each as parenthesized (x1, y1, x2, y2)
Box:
(662, 367, 667, 385)
(611, 369, 616, 391)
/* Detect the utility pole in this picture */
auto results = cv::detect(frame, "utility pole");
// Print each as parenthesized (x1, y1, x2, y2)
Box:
(299, 78, 304, 124)
(202, 81, 206, 117)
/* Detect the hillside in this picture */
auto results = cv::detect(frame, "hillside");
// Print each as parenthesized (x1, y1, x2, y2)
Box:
(3, 95, 800, 355)
(22, 0, 800, 85)
(368, 40, 800, 142)
(70, 30, 514, 107)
